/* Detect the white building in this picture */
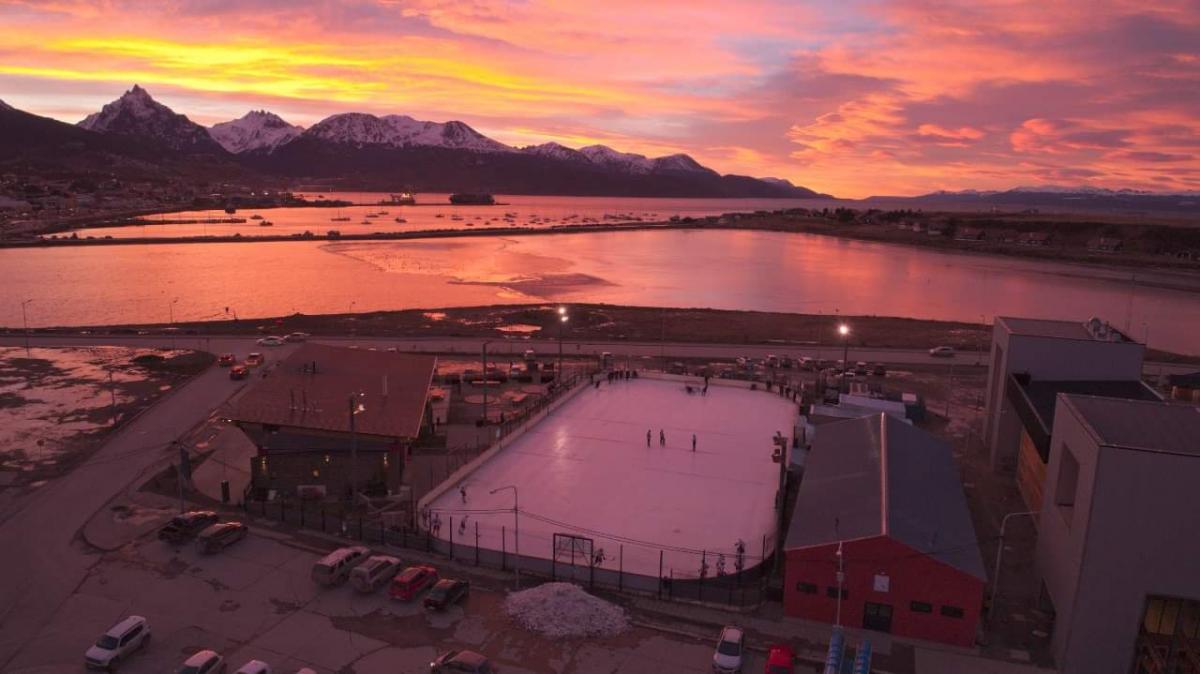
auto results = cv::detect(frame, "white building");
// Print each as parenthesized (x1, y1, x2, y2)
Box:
(1036, 394, 1200, 674)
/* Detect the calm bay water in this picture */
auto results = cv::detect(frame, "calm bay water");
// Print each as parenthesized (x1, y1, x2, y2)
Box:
(4, 228, 1198, 353)
(67, 193, 832, 239)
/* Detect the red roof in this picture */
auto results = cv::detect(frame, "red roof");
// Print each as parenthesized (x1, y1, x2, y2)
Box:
(231, 343, 436, 439)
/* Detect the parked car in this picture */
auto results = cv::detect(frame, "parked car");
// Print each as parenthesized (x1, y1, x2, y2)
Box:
(229, 365, 248, 381)
(85, 615, 150, 670)
(256, 336, 285, 347)
(159, 511, 220, 543)
(798, 357, 814, 371)
(764, 644, 795, 674)
(389, 565, 439, 601)
(854, 361, 868, 376)
(195, 522, 248, 554)
(423, 578, 469, 610)
(178, 649, 226, 674)
(217, 354, 235, 367)
(351, 555, 403, 593)
(712, 625, 744, 673)
(234, 660, 271, 674)
(430, 650, 495, 673)
(872, 363, 887, 377)
(311, 546, 370, 586)
(929, 345, 956, 358)
(245, 352, 264, 366)
(283, 332, 309, 343)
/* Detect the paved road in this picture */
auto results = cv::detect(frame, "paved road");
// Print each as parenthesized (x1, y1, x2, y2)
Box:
(0, 340, 288, 669)
(3, 333, 1193, 375)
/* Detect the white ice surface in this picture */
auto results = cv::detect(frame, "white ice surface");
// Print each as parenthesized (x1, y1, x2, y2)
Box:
(426, 377, 796, 578)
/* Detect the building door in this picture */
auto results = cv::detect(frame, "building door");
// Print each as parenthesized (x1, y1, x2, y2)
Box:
(863, 602, 893, 633)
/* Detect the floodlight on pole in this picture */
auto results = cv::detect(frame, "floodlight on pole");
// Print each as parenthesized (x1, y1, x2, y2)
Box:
(557, 307, 569, 380)
(838, 323, 851, 394)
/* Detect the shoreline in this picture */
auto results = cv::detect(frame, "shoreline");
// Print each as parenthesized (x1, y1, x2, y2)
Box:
(5, 303, 1197, 364)
(5, 218, 1199, 292)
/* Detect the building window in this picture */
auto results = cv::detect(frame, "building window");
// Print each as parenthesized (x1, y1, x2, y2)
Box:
(1055, 443, 1081, 527)
(796, 582, 817, 594)
(940, 605, 965, 619)
(324, 454, 331, 464)
(311, 469, 320, 478)
(910, 601, 933, 613)
(827, 586, 848, 599)
(1136, 595, 1200, 673)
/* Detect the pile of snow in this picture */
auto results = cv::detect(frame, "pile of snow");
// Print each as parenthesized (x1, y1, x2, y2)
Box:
(503, 582, 629, 638)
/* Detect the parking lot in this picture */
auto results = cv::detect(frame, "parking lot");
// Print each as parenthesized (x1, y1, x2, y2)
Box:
(13, 512, 772, 674)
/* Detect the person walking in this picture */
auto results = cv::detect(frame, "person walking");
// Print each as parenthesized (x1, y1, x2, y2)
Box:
(659, 429, 666, 447)
(459, 485, 467, 503)
(646, 429, 652, 447)
(692, 434, 697, 452)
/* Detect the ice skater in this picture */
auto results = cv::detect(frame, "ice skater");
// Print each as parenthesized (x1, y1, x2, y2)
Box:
(692, 434, 697, 452)
(646, 429, 652, 447)
(459, 485, 468, 503)
(659, 429, 666, 447)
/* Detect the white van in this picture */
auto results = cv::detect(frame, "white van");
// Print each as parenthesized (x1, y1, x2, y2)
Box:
(350, 555, 402, 593)
(311, 546, 370, 587)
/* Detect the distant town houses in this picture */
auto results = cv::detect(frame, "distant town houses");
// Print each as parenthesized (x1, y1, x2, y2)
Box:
(1016, 230, 1052, 246)
(1087, 236, 1124, 252)
(954, 226, 986, 242)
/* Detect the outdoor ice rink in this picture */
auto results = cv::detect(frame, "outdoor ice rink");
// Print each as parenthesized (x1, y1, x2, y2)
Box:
(426, 376, 798, 579)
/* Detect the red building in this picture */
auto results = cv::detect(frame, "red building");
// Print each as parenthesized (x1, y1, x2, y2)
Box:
(784, 414, 985, 648)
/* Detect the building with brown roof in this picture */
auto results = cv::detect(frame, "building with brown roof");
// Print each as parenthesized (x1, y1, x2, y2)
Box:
(231, 343, 437, 501)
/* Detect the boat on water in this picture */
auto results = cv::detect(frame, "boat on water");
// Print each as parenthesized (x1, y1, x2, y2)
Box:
(331, 216, 351, 222)
(379, 210, 389, 215)
(394, 217, 407, 223)
(250, 214, 263, 220)
(449, 193, 495, 205)
(258, 220, 274, 227)
(386, 192, 417, 205)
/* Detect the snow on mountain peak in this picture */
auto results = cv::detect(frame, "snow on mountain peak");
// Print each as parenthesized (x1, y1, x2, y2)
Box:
(0, 99, 12, 111)
(579, 145, 654, 173)
(652, 153, 716, 175)
(305, 112, 512, 152)
(521, 142, 585, 161)
(209, 110, 303, 153)
(77, 85, 224, 153)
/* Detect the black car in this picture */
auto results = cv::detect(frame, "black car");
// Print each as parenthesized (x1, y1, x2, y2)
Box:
(195, 521, 248, 554)
(423, 579, 469, 611)
(158, 511, 219, 543)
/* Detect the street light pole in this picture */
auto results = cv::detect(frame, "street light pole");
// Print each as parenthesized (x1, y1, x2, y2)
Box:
(557, 307, 569, 382)
(838, 323, 850, 394)
(835, 541, 845, 627)
(20, 299, 33, 356)
(481, 340, 492, 423)
(490, 485, 520, 587)
(348, 393, 364, 504)
(988, 510, 1038, 621)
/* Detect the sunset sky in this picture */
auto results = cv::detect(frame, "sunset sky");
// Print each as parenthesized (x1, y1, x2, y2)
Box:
(1, 0, 1197, 197)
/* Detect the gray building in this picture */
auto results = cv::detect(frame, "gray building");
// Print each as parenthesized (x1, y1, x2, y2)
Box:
(1036, 394, 1200, 674)
(983, 316, 1145, 472)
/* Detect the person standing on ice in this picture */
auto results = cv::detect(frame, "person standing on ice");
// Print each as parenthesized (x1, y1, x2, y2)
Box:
(659, 429, 666, 447)
(646, 429, 652, 447)
(692, 434, 697, 452)
(459, 485, 467, 503)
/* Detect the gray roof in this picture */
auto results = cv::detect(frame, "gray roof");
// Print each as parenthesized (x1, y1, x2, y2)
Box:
(998, 316, 1133, 342)
(1019, 379, 1161, 435)
(785, 414, 986, 580)
(232, 343, 436, 439)
(1060, 395, 1200, 456)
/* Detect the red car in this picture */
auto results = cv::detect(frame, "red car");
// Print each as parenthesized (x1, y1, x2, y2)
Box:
(765, 644, 795, 674)
(229, 365, 248, 381)
(388, 565, 438, 601)
(218, 354, 235, 367)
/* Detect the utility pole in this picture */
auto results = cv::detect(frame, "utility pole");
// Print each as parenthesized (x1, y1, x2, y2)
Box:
(109, 370, 117, 425)
(835, 540, 845, 627)
(481, 341, 491, 423)
(20, 299, 33, 357)
(838, 323, 850, 394)
(348, 393, 363, 504)
(988, 510, 1038, 621)
(490, 485, 520, 587)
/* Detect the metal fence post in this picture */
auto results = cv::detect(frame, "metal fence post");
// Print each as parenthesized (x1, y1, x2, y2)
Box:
(619, 545, 623, 592)
(475, 522, 480, 566)
(449, 515, 454, 559)
(502, 526, 507, 571)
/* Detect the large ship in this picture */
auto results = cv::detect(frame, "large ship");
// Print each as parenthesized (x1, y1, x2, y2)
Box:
(448, 193, 495, 205)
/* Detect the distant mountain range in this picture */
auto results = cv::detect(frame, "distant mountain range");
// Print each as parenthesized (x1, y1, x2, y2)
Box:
(0, 86, 826, 198)
(868, 186, 1199, 213)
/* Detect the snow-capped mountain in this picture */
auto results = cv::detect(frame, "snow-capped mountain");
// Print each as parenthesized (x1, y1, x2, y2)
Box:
(923, 185, 1199, 198)
(521, 141, 587, 162)
(0, 99, 12, 111)
(578, 145, 655, 174)
(208, 110, 303, 154)
(303, 112, 513, 153)
(77, 85, 224, 153)
(652, 153, 718, 175)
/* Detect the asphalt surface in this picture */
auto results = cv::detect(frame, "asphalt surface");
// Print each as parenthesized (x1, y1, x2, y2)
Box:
(0, 332, 1188, 670)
